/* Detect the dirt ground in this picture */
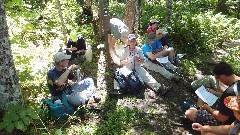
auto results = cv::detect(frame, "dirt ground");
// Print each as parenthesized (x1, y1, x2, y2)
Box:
(89, 41, 239, 135)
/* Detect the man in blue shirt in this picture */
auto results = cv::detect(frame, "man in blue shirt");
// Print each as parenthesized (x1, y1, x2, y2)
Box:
(142, 32, 180, 82)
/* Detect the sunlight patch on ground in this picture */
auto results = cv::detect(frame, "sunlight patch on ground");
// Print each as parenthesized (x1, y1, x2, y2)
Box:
(96, 50, 107, 101)
(116, 98, 168, 114)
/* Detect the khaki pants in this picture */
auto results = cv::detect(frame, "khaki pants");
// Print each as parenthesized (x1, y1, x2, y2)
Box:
(143, 60, 175, 79)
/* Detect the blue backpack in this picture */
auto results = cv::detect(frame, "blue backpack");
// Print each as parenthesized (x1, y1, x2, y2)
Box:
(42, 92, 74, 120)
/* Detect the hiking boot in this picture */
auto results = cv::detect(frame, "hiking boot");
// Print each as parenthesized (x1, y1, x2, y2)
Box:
(171, 76, 181, 83)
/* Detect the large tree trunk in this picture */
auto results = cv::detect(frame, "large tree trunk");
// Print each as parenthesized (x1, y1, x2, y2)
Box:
(56, 0, 67, 45)
(0, 0, 24, 111)
(124, 0, 140, 35)
(165, 0, 172, 28)
(215, 0, 229, 14)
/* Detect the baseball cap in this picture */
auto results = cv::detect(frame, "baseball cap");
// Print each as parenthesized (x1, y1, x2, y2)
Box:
(70, 31, 78, 42)
(224, 96, 240, 111)
(120, 29, 129, 42)
(150, 19, 159, 24)
(146, 32, 157, 42)
(53, 52, 71, 62)
(128, 34, 136, 40)
(156, 28, 168, 35)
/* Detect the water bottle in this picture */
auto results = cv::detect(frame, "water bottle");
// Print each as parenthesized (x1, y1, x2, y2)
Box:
(76, 69, 81, 82)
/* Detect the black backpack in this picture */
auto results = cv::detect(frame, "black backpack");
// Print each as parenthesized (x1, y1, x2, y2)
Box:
(114, 68, 143, 94)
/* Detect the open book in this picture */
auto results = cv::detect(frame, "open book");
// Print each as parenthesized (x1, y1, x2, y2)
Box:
(195, 85, 218, 106)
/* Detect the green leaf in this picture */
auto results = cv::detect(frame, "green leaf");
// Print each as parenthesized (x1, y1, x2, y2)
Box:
(7, 104, 20, 113)
(18, 108, 27, 118)
(6, 123, 14, 133)
(12, 113, 20, 122)
(22, 116, 31, 126)
(0, 122, 6, 129)
(54, 129, 62, 135)
(15, 121, 25, 131)
(2, 113, 13, 123)
(28, 112, 39, 120)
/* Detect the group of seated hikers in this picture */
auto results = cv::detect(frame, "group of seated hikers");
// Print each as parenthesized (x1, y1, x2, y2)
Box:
(46, 17, 240, 134)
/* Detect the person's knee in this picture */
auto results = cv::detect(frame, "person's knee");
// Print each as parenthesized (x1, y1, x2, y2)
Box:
(185, 109, 196, 121)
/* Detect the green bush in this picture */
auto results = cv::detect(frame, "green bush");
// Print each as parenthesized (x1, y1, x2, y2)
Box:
(0, 104, 40, 133)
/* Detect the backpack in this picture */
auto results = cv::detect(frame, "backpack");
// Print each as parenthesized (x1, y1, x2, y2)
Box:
(42, 92, 74, 120)
(114, 68, 143, 94)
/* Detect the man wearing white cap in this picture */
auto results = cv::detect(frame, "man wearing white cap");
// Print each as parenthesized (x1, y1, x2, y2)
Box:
(47, 52, 100, 107)
(154, 28, 176, 65)
(142, 32, 180, 82)
(146, 19, 159, 36)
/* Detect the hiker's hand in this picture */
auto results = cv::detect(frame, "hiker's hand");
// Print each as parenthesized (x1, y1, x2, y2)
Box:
(71, 47, 77, 51)
(192, 123, 205, 132)
(163, 45, 168, 49)
(68, 64, 78, 71)
(121, 59, 129, 65)
(201, 104, 211, 111)
(134, 56, 139, 61)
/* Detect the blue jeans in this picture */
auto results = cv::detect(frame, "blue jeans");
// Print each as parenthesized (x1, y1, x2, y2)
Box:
(67, 78, 96, 106)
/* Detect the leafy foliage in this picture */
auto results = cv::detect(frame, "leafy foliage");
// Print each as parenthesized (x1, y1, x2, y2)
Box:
(2, 0, 240, 134)
(0, 104, 40, 133)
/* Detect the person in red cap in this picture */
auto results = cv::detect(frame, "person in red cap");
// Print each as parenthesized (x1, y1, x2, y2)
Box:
(146, 19, 159, 36)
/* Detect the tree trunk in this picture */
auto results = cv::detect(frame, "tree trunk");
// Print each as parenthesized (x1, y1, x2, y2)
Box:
(0, 0, 24, 111)
(56, 0, 67, 45)
(165, 0, 172, 28)
(215, 0, 229, 14)
(124, 0, 140, 35)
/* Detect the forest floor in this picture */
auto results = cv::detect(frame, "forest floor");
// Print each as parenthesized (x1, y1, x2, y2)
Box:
(82, 40, 239, 135)
(2, 40, 239, 135)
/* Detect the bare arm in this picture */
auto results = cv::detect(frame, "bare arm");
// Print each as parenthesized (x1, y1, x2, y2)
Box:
(54, 64, 78, 86)
(201, 104, 229, 122)
(207, 88, 222, 97)
(192, 122, 233, 134)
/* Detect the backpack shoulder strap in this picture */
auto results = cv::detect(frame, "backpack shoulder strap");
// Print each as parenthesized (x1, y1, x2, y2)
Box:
(61, 92, 74, 115)
(233, 81, 240, 96)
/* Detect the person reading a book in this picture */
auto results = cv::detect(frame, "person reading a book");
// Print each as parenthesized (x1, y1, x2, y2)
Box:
(191, 96, 240, 135)
(185, 62, 240, 126)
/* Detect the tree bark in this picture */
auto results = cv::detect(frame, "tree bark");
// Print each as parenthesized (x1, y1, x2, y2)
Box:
(0, 0, 24, 111)
(56, 0, 67, 45)
(165, 0, 172, 28)
(124, 0, 140, 35)
(215, 0, 229, 14)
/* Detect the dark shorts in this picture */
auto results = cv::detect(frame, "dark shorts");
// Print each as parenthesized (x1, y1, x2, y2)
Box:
(194, 110, 222, 126)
